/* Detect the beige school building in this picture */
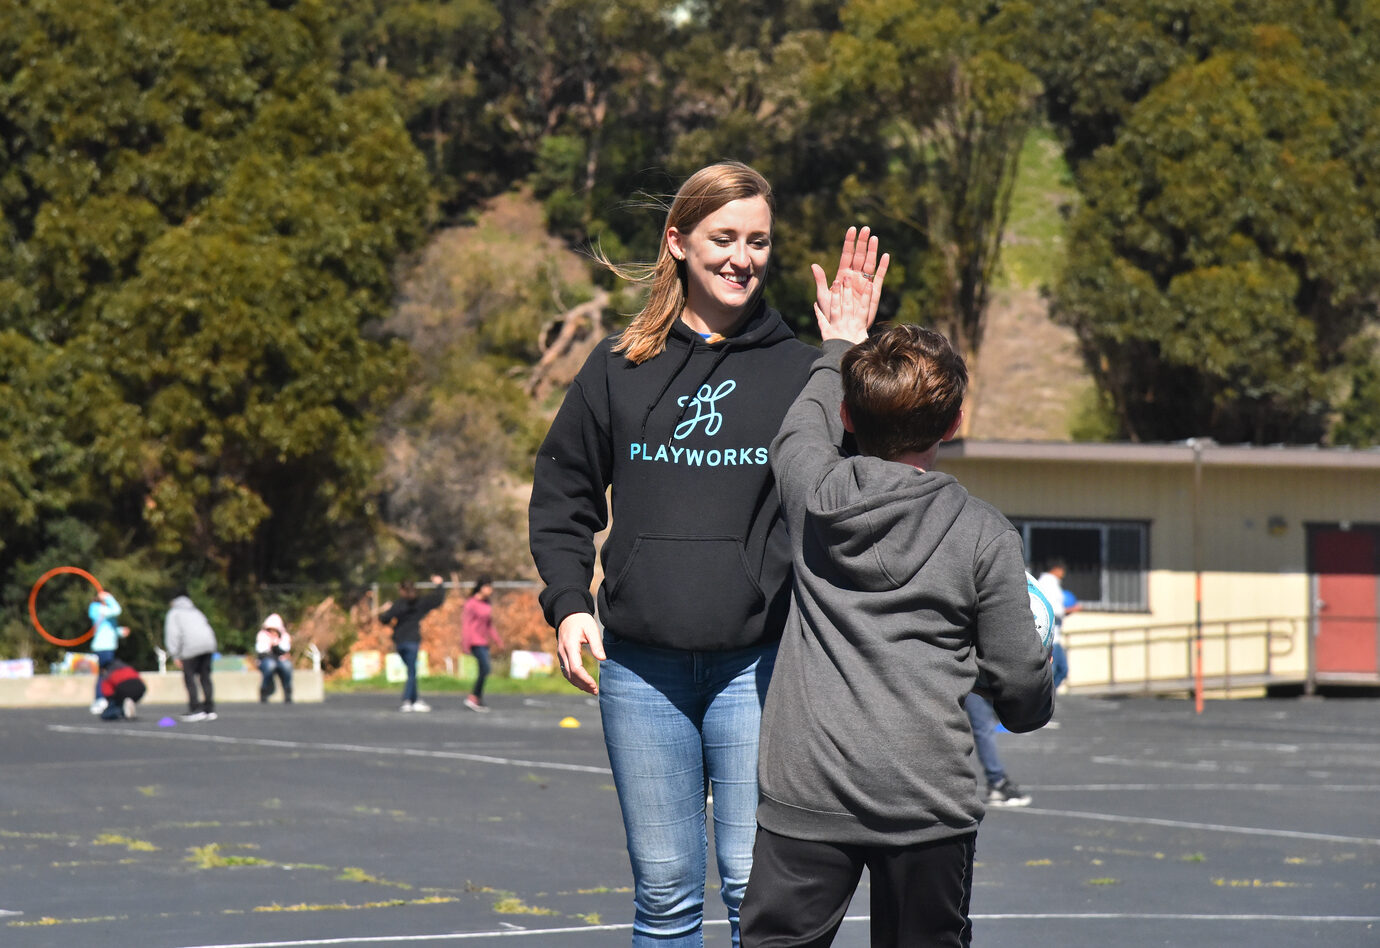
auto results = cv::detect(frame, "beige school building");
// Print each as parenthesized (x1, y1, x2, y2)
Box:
(935, 439, 1380, 697)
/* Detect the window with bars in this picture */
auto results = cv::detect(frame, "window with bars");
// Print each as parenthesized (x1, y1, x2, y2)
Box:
(1010, 519, 1149, 612)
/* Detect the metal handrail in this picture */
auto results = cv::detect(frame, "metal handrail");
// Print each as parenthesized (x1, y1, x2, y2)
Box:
(1062, 615, 1302, 695)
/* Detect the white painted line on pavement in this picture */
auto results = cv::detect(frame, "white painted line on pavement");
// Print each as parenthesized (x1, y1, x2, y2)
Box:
(975, 914, 1380, 921)
(169, 913, 1380, 948)
(1091, 756, 1225, 770)
(47, 725, 612, 776)
(1036, 782, 1379, 792)
(174, 924, 638, 946)
(1007, 806, 1380, 846)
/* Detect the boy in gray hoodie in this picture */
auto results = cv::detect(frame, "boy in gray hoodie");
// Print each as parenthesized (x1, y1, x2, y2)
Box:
(741, 235, 1053, 948)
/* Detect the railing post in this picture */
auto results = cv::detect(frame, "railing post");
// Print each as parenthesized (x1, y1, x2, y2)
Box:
(1107, 633, 1114, 689)
(1187, 636, 1194, 696)
(1304, 599, 1318, 697)
(1190, 437, 1205, 713)
(1223, 620, 1231, 694)
(1143, 626, 1152, 697)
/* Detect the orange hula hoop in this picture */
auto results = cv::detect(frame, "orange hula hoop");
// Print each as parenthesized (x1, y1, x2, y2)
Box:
(28, 566, 105, 647)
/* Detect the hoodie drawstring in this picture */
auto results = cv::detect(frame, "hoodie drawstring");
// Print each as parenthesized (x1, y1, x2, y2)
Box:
(639, 340, 697, 443)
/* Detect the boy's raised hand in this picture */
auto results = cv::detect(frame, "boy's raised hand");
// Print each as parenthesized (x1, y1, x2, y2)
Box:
(811, 226, 890, 345)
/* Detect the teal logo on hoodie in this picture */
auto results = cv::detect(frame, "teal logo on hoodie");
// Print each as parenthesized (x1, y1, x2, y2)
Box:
(674, 380, 736, 439)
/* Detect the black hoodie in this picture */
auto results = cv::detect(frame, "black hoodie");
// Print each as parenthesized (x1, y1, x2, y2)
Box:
(528, 304, 817, 651)
(378, 589, 445, 647)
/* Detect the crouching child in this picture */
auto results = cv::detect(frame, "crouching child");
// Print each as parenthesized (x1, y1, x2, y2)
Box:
(740, 232, 1054, 948)
(99, 659, 147, 721)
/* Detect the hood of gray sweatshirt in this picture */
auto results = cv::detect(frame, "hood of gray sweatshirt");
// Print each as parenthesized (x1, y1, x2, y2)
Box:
(757, 341, 1053, 847)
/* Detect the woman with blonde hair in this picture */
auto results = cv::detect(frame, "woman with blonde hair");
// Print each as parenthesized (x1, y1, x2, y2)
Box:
(529, 160, 881, 947)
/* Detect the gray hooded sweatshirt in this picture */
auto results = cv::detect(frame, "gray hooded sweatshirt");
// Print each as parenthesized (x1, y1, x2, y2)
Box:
(164, 596, 219, 661)
(757, 340, 1053, 847)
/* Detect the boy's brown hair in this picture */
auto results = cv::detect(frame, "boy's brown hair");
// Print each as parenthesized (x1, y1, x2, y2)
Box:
(841, 324, 968, 460)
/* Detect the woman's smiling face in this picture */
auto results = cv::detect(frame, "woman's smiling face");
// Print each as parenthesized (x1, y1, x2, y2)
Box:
(667, 195, 772, 328)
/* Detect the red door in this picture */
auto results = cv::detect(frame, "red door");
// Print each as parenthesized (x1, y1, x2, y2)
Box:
(1311, 528, 1380, 675)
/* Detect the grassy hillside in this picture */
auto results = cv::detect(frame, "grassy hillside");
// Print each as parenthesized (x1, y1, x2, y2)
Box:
(967, 126, 1096, 441)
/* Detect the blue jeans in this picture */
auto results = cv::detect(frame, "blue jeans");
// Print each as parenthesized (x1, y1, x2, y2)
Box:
(470, 645, 491, 700)
(964, 692, 1006, 787)
(1051, 641, 1069, 690)
(259, 656, 293, 700)
(94, 650, 115, 701)
(396, 642, 420, 703)
(599, 634, 777, 948)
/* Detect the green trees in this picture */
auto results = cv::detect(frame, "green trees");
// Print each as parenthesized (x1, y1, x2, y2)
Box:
(1017, 2, 1380, 441)
(335, 0, 506, 214)
(0, 0, 429, 650)
(519, 0, 1039, 376)
(817, 0, 1041, 372)
(9, 0, 1379, 659)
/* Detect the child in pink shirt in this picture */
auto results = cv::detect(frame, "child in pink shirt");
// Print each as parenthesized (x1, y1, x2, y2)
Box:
(461, 577, 501, 711)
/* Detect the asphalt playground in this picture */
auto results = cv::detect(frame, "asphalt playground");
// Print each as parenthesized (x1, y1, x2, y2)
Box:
(2, 691, 1377, 947)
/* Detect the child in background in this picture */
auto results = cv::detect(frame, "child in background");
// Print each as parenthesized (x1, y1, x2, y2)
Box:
(378, 575, 446, 713)
(461, 577, 502, 712)
(1037, 559, 1080, 692)
(98, 658, 146, 721)
(255, 613, 293, 703)
(164, 592, 220, 722)
(88, 590, 127, 714)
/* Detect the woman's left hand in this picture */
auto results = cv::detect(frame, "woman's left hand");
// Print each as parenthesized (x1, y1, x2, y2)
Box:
(810, 225, 890, 344)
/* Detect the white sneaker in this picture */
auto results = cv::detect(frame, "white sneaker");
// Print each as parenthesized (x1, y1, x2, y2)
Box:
(399, 702, 414, 712)
(181, 711, 207, 722)
(987, 778, 1032, 807)
(90, 698, 108, 715)
(203, 711, 217, 721)
(410, 699, 431, 713)
(122, 698, 137, 720)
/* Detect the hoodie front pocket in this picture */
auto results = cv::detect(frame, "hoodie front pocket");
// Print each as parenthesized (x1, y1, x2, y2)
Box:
(607, 535, 765, 640)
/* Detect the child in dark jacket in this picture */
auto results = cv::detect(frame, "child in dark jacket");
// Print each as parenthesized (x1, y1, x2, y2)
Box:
(741, 236, 1053, 948)
(377, 575, 446, 713)
(98, 659, 147, 721)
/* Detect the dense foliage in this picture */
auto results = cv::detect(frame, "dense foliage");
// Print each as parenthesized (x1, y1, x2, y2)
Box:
(0, 0, 429, 656)
(1012, 1, 1380, 442)
(4, 0, 1379, 661)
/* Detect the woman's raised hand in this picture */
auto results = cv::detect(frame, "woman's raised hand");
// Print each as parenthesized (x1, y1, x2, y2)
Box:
(810, 226, 890, 345)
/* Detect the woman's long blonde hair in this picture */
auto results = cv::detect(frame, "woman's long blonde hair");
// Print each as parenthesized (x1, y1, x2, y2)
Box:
(606, 161, 774, 364)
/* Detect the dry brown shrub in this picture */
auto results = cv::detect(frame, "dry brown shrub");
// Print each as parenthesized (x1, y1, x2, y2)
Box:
(491, 586, 552, 654)
(289, 596, 357, 675)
